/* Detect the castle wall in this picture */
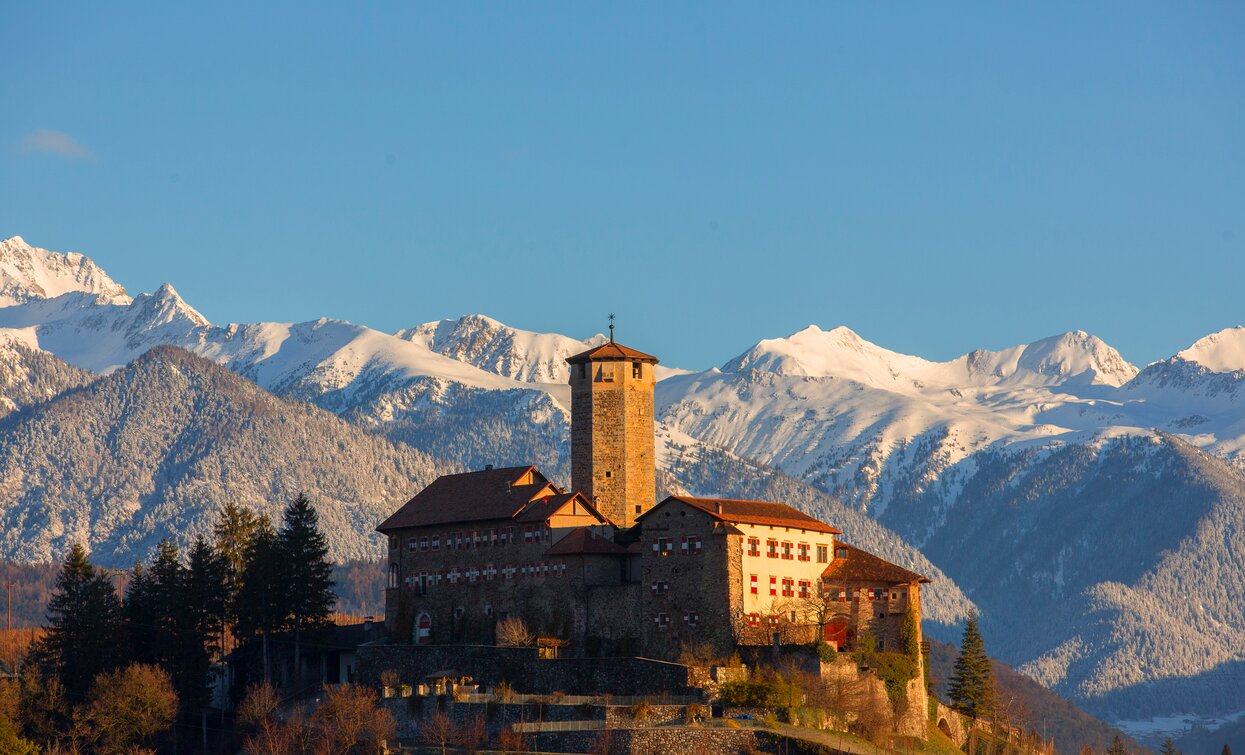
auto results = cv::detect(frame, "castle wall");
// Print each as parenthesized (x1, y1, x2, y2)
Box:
(636, 500, 740, 658)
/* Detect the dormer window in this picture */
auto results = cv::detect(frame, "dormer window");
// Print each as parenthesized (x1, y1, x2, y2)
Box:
(632, 362, 642, 379)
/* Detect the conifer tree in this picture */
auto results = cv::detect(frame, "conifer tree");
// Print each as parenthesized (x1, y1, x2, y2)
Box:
(214, 501, 259, 652)
(122, 562, 158, 666)
(236, 515, 284, 681)
(35, 544, 122, 702)
(278, 493, 336, 683)
(1106, 734, 1129, 755)
(1222, 745, 1232, 755)
(947, 610, 995, 719)
(186, 536, 228, 657)
(1159, 737, 1179, 755)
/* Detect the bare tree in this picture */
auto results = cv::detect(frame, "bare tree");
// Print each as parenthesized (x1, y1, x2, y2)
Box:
(495, 617, 534, 648)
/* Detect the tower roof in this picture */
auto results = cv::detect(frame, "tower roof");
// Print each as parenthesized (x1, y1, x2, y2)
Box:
(566, 341, 660, 365)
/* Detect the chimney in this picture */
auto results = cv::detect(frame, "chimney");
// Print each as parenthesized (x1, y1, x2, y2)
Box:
(485, 464, 494, 471)
(363, 615, 375, 639)
(715, 502, 723, 515)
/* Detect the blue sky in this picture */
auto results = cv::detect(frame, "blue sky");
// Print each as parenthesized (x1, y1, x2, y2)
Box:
(2, 3, 1242, 370)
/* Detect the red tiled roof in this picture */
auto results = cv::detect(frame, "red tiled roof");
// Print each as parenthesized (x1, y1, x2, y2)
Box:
(821, 543, 930, 585)
(566, 341, 660, 365)
(545, 527, 630, 556)
(647, 496, 842, 535)
(378, 466, 559, 530)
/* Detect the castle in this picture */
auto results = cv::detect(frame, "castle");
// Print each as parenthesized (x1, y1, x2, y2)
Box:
(378, 334, 928, 660)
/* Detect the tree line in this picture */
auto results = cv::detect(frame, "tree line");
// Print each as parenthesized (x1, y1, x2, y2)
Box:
(0, 493, 338, 753)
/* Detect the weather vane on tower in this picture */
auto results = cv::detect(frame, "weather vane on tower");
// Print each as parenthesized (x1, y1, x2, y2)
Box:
(608, 313, 615, 343)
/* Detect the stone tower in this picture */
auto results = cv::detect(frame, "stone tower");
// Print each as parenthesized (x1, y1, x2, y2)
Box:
(566, 332, 659, 528)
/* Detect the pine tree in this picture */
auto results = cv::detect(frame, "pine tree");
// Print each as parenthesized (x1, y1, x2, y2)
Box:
(1222, 746, 1232, 755)
(186, 536, 228, 658)
(278, 493, 336, 684)
(122, 562, 159, 666)
(214, 501, 259, 654)
(947, 610, 994, 719)
(1107, 734, 1129, 755)
(1159, 737, 1179, 755)
(35, 544, 122, 702)
(236, 515, 284, 681)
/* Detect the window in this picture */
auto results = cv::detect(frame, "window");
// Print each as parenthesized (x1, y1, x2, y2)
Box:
(632, 362, 642, 379)
(388, 563, 399, 588)
(869, 588, 886, 601)
(782, 578, 794, 598)
(837, 547, 848, 559)
(681, 535, 702, 555)
(798, 580, 811, 599)
(747, 538, 760, 557)
(747, 613, 761, 627)
(605, 470, 612, 478)
(653, 613, 671, 630)
(524, 528, 534, 544)
(407, 538, 418, 552)
(750, 575, 758, 595)
(781, 542, 793, 560)
(388, 536, 397, 550)
(417, 572, 429, 595)
(453, 606, 465, 619)
(635, 504, 642, 514)
(816, 544, 828, 563)
(684, 611, 700, 626)
(650, 581, 670, 596)
(766, 539, 778, 558)
(797, 543, 810, 561)
(652, 537, 674, 556)
(420, 536, 429, 552)
(431, 535, 441, 551)
(485, 604, 494, 618)
(769, 577, 777, 596)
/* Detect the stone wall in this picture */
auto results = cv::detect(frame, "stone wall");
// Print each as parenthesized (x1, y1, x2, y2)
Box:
(638, 500, 742, 658)
(358, 644, 699, 697)
(524, 727, 760, 754)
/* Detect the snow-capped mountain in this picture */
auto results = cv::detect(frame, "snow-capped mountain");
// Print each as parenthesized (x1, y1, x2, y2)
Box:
(723, 324, 1138, 390)
(1, 236, 1242, 740)
(0, 236, 130, 306)
(400, 313, 690, 384)
(0, 346, 442, 565)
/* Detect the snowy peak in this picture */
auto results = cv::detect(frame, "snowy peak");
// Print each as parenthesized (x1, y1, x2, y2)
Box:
(1175, 326, 1245, 374)
(397, 314, 606, 384)
(722, 324, 938, 390)
(974, 331, 1139, 388)
(722, 325, 1138, 391)
(134, 282, 211, 328)
(0, 236, 130, 307)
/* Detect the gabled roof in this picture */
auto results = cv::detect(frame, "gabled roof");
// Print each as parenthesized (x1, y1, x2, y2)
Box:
(515, 492, 608, 524)
(378, 466, 559, 530)
(822, 543, 930, 585)
(566, 340, 660, 365)
(642, 496, 842, 536)
(545, 527, 630, 557)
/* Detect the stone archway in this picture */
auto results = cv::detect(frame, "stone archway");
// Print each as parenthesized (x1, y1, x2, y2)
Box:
(937, 718, 953, 739)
